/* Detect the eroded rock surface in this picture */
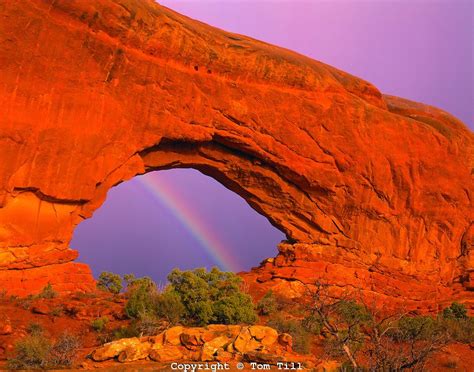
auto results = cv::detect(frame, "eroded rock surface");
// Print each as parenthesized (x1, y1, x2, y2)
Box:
(0, 0, 472, 307)
(90, 325, 298, 364)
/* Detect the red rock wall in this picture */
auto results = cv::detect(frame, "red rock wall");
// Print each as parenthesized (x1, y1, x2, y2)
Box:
(0, 0, 472, 307)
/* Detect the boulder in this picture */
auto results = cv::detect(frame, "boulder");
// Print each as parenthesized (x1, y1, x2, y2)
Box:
(181, 328, 204, 349)
(164, 326, 184, 346)
(201, 336, 231, 361)
(233, 328, 262, 353)
(117, 342, 151, 363)
(215, 349, 234, 363)
(243, 352, 281, 364)
(149, 346, 184, 362)
(249, 326, 278, 346)
(90, 338, 142, 362)
(278, 333, 293, 349)
(31, 302, 50, 315)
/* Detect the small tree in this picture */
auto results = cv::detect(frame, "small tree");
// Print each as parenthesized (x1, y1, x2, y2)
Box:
(303, 283, 452, 371)
(168, 267, 257, 325)
(124, 276, 157, 319)
(97, 272, 123, 294)
(155, 288, 185, 325)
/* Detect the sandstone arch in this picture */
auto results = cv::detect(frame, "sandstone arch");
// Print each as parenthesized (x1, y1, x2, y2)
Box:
(0, 0, 473, 309)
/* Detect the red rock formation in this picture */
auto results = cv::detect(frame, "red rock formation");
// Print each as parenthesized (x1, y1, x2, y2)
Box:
(0, 0, 472, 308)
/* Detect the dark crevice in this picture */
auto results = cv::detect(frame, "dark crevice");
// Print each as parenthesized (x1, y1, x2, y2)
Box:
(13, 187, 88, 205)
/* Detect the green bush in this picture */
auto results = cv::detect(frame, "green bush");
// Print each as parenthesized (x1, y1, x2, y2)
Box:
(112, 325, 141, 340)
(168, 267, 257, 325)
(396, 316, 437, 341)
(7, 331, 81, 370)
(97, 272, 123, 294)
(443, 302, 468, 320)
(267, 315, 311, 354)
(7, 334, 51, 370)
(91, 317, 109, 332)
(124, 276, 157, 319)
(154, 288, 185, 325)
(257, 291, 278, 316)
(122, 269, 256, 326)
(26, 322, 44, 336)
(37, 283, 57, 299)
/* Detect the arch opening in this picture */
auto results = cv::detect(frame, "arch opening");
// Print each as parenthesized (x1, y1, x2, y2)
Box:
(72, 168, 286, 284)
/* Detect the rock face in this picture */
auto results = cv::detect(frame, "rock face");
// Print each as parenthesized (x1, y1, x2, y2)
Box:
(0, 0, 472, 308)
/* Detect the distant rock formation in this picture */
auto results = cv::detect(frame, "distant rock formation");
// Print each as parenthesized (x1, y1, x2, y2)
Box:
(0, 0, 472, 309)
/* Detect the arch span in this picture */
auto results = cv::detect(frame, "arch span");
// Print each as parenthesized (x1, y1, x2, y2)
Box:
(0, 0, 472, 309)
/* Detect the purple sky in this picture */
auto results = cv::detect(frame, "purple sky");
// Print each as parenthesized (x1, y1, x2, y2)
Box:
(72, 0, 473, 283)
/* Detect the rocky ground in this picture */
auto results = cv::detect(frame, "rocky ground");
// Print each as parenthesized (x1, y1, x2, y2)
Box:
(0, 292, 473, 371)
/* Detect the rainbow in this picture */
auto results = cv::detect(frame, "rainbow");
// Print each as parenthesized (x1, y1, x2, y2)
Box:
(137, 174, 241, 272)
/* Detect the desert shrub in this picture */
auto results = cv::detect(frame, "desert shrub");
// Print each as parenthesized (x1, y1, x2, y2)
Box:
(134, 313, 166, 336)
(50, 306, 62, 317)
(112, 325, 141, 340)
(7, 334, 51, 370)
(442, 302, 468, 320)
(438, 316, 474, 343)
(48, 332, 81, 367)
(27, 322, 44, 336)
(257, 290, 278, 316)
(124, 276, 157, 319)
(395, 316, 437, 341)
(8, 330, 81, 370)
(154, 288, 185, 325)
(91, 317, 109, 332)
(168, 267, 257, 325)
(267, 315, 311, 354)
(38, 283, 57, 299)
(97, 271, 123, 294)
(17, 295, 34, 310)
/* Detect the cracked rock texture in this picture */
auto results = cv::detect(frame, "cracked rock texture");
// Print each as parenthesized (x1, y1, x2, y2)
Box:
(0, 0, 473, 308)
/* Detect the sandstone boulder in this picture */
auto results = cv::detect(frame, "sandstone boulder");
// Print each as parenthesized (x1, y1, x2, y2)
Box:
(164, 326, 184, 346)
(234, 328, 262, 353)
(91, 337, 142, 362)
(117, 341, 151, 363)
(201, 336, 231, 361)
(149, 346, 184, 362)
(89, 325, 290, 365)
(249, 325, 279, 346)
(278, 333, 293, 349)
